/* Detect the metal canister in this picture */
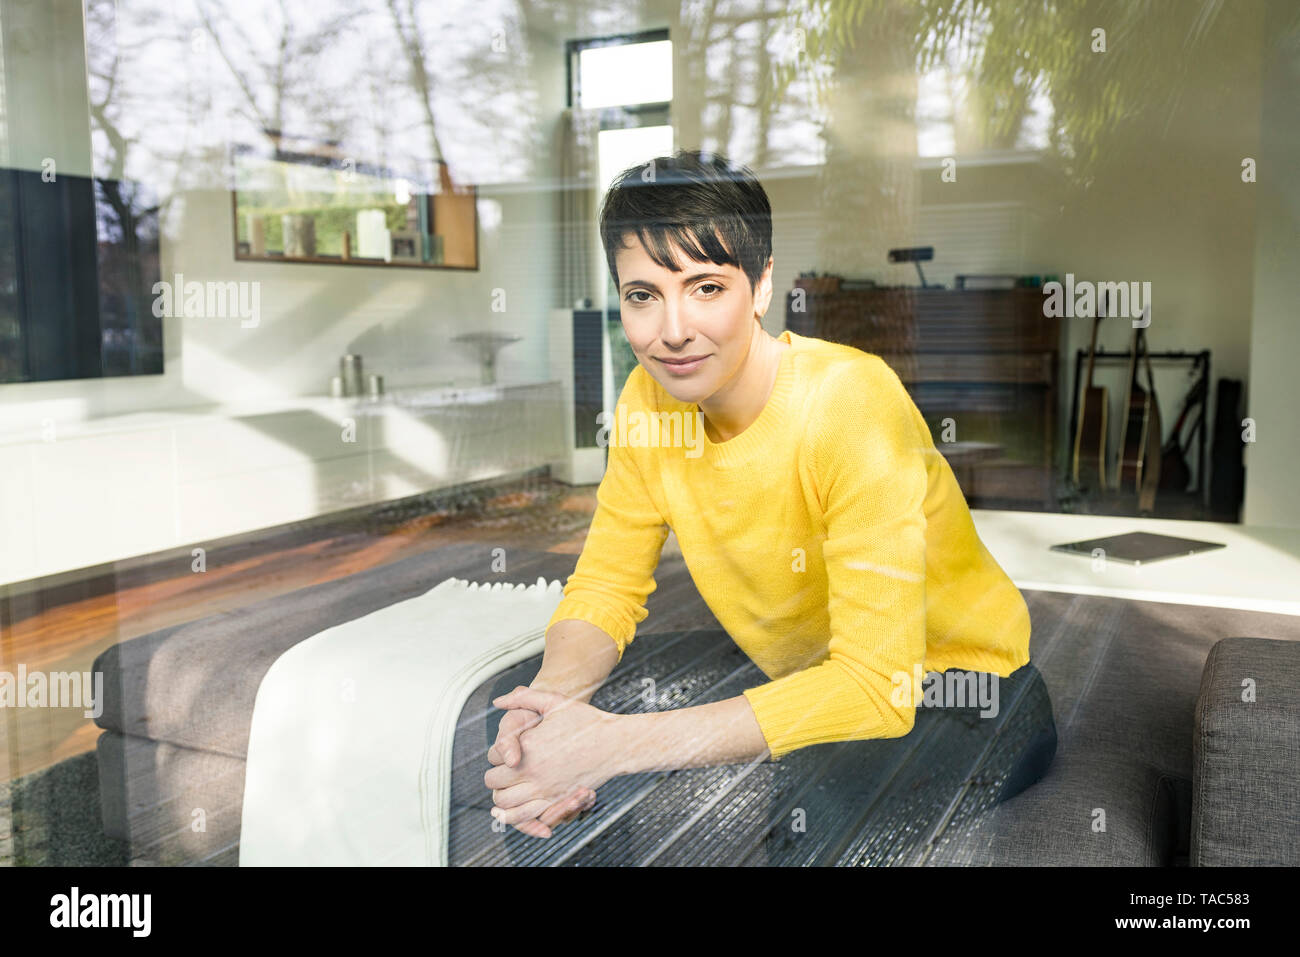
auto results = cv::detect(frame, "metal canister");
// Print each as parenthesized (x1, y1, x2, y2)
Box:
(366, 373, 384, 398)
(340, 354, 363, 396)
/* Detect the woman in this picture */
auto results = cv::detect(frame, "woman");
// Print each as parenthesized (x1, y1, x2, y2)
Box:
(482, 149, 1056, 850)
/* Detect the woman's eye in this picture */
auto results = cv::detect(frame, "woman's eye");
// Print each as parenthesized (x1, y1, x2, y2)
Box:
(698, 283, 723, 295)
(626, 290, 651, 303)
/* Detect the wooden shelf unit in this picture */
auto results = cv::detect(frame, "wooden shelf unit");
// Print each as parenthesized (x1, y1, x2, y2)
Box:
(786, 285, 1059, 508)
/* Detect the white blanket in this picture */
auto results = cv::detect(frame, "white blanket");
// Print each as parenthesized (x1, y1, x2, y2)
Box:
(238, 575, 564, 866)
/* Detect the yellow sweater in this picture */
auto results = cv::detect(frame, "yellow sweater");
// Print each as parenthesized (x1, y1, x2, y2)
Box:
(545, 328, 1032, 760)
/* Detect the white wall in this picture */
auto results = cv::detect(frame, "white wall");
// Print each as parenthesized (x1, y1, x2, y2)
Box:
(1243, 4, 1300, 528)
(0, 0, 93, 176)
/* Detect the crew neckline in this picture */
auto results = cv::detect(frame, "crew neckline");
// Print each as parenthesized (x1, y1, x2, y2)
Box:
(695, 329, 797, 469)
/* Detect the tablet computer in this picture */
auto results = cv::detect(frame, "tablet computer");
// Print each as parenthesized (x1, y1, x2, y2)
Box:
(1049, 531, 1226, 566)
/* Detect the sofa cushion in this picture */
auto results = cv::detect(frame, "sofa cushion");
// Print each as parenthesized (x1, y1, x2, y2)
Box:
(1192, 636, 1300, 866)
(96, 730, 245, 865)
(923, 753, 1182, 865)
(92, 543, 578, 756)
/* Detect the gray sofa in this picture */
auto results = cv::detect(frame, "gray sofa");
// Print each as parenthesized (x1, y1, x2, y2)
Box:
(93, 541, 1300, 865)
(1191, 636, 1300, 865)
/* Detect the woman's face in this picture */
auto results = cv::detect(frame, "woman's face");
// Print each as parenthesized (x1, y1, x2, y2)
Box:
(613, 231, 773, 405)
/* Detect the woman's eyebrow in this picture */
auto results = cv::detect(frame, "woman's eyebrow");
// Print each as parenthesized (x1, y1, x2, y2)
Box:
(621, 271, 729, 293)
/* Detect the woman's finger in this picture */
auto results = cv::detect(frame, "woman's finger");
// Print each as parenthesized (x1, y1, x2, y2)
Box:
(538, 788, 596, 828)
(487, 708, 542, 767)
(491, 781, 540, 809)
(542, 791, 594, 830)
(512, 819, 552, 839)
(492, 798, 553, 827)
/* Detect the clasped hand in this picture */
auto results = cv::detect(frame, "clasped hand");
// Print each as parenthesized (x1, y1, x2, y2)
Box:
(484, 686, 620, 839)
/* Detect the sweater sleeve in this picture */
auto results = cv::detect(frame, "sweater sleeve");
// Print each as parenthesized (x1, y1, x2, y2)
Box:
(544, 380, 670, 662)
(742, 356, 929, 760)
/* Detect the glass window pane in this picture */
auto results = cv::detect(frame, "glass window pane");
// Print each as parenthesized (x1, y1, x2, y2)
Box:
(596, 125, 675, 195)
(578, 39, 672, 108)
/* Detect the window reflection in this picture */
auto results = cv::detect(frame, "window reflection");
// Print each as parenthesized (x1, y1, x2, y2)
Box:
(0, 0, 1296, 869)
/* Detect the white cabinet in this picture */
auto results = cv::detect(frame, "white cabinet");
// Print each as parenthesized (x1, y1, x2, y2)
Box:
(0, 382, 566, 586)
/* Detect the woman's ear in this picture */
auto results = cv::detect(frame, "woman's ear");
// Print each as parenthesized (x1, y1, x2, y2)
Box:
(754, 256, 775, 319)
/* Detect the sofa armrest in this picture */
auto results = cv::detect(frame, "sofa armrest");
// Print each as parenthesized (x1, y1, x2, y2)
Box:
(1191, 636, 1300, 866)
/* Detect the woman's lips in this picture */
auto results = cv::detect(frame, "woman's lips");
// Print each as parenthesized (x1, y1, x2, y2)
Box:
(658, 355, 708, 375)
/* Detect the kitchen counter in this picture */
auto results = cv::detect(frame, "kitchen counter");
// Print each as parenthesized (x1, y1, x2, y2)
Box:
(0, 380, 567, 586)
(0, 380, 560, 447)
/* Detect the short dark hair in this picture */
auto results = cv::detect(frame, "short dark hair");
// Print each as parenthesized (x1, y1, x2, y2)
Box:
(599, 149, 772, 296)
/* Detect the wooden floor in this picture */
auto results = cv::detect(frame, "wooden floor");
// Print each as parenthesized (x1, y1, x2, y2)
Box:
(0, 472, 601, 785)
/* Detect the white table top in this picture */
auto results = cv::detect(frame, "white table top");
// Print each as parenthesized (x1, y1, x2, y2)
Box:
(971, 509, 1300, 618)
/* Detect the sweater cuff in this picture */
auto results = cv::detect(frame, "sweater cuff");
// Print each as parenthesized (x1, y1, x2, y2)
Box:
(545, 599, 633, 663)
(742, 665, 914, 761)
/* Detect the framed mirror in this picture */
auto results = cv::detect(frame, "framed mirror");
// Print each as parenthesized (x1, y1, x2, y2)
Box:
(230, 133, 477, 270)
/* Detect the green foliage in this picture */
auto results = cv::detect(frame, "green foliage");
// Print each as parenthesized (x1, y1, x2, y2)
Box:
(770, 0, 1293, 187)
(236, 204, 407, 257)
